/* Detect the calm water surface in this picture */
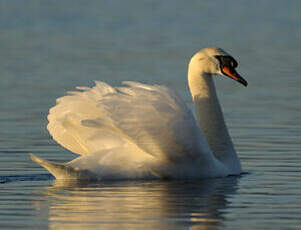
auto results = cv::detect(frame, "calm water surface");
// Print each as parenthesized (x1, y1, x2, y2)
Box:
(0, 1, 301, 229)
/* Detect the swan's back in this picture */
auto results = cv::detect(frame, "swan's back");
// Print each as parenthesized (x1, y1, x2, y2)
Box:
(47, 81, 213, 170)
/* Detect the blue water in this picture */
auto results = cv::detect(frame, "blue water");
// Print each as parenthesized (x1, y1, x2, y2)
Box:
(0, 0, 301, 229)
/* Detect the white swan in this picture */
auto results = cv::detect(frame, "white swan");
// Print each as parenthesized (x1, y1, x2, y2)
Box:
(30, 47, 247, 180)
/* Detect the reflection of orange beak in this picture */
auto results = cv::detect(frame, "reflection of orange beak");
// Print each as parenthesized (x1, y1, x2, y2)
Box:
(222, 66, 248, 87)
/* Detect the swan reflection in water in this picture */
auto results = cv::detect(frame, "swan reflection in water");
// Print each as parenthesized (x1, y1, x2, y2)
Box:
(34, 176, 240, 230)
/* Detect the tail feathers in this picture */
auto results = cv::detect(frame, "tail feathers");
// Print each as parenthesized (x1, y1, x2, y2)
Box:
(29, 153, 97, 180)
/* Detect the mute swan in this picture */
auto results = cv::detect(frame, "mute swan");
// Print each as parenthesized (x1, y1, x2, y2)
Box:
(30, 47, 247, 180)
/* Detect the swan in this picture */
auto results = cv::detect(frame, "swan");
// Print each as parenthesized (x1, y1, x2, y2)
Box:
(30, 47, 247, 180)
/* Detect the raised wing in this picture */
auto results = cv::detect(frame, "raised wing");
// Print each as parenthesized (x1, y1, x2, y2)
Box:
(47, 81, 209, 162)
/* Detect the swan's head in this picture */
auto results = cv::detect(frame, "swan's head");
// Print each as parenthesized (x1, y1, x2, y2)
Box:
(189, 47, 247, 87)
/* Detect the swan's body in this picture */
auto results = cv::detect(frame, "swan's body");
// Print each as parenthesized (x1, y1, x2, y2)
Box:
(31, 47, 247, 180)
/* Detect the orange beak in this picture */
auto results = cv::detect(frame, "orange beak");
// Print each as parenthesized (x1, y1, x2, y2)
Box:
(222, 66, 248, 87)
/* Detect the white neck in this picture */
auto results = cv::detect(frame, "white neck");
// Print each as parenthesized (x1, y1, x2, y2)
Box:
(188, 63, 241, 174)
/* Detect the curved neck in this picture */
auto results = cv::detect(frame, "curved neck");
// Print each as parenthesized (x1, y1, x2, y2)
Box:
(188, 66, 241, 174)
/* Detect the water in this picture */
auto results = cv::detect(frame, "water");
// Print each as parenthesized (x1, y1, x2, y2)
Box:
(0, 0, 300, 229)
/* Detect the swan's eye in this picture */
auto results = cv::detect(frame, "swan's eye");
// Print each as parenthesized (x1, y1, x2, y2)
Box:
(215, 55, 238, 69)
(230, 58, 238, 68)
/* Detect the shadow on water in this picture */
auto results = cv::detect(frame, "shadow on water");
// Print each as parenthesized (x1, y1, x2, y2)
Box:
(31, 176, 241, 230)
(0, 173, 54, 184)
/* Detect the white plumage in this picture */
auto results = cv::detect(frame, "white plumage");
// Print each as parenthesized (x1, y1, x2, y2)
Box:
(31, 47, 247, 180)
